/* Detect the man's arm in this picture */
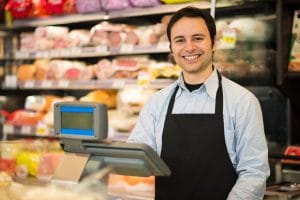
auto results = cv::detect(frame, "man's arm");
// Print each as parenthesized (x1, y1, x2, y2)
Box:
(127, 100, 157, 152)
(227, 94, 270, 200)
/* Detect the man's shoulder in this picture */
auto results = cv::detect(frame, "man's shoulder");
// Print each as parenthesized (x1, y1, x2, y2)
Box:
(222, 76, 257, 102)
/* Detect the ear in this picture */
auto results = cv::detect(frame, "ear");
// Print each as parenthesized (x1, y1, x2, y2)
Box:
(212, 37, 217, 52)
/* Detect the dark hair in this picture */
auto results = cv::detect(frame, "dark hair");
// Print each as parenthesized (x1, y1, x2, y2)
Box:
(166, 6, 216, 46)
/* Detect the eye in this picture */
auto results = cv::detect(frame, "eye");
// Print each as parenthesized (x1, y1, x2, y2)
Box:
(194, 36, 203, 41)
(173, 37, 185, 44)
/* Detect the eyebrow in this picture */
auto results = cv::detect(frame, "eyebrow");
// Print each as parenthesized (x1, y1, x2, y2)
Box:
(172, 33, 205, 40)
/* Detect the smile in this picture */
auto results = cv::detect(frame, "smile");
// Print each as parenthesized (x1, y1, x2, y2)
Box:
(182, 55, 200, 61)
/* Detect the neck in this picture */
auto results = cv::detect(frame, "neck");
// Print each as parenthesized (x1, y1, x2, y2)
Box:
(183, 65, 214, 84)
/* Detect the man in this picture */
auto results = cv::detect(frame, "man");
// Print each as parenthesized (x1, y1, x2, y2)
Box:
(127, 6, 269, 200)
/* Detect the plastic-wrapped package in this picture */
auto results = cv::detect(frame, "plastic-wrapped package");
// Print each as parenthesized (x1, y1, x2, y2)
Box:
(101, 0, 131, 11)
(41, 0, 67, 15)
(160, 0, 196, 4)
(129, 0, 161, 8)
(5, 0, 33, 19)
(76, 0, 102, 13)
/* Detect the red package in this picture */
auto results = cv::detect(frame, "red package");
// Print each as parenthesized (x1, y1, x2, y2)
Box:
(0, 159, 16, 175)
(5, 0, 33, 19)
(41, 0, 66, 15)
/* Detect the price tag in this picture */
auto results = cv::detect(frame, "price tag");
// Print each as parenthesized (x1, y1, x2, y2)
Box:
(36, 122, 49, 136)
(95, 45, 108, 53)
(4, 75, 17, 88)
(70, 47, 81, 55)
(50, 50, 59, 57)
(3, 124, 13, 134)
(112, 79, 126, 88)
(157, 41, 170, 51)
(58, 80, 69, 88)
(21, 126, 31, 134)
(60, 49, 71, 57)
(41, 80, 52, 88)
(120, 44, 134, 53)
(137, 71, 150, 87)
(24, 80, 34, 88)
(15, 51, 29, 59)
(219, 28, 236, 49)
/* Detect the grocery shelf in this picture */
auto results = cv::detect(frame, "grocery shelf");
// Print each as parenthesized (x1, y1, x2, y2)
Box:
(108, 1, 213, 19)
(14, 43, 170, 60)
(2, 124, 55, 140)
(286, 71, 300, 79)
(2, 79, 175, 90)
(1, 12, 107, 30)
(0, 1, 242, 30)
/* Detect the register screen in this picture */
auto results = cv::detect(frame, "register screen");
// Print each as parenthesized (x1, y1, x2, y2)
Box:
(60, 106, 94, 136)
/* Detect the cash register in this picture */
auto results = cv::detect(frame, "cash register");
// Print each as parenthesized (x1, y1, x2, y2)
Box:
(53, 102, 170, 182)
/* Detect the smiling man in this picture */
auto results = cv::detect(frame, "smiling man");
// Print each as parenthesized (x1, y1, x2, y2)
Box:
(127, 6, 269, 200)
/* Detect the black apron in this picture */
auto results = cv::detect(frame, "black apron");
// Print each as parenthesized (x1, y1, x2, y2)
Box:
(155, 72, 237, 200)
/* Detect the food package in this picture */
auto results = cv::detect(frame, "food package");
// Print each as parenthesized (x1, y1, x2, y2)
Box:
(20, 32, 36, 52)
(101, 0, 131, 11)
(36, 152, 63, 181)
(160, 0, 196, 4)
(6, 110, 44, 126)
(0, 141, 24, 175)
(41, 0, 67, 15)
(24, 95, 59, 113)
(68, 29, 91, 47)
(108, 174, 154, 199)
(33, 59, 50, 80)
(289, 10, 300, 71)
(5, 0, 33, 19)
(149, 62, 181, 79)
(16, 64, 36, 81)
(93, 59, 114, 80)
(76, 0, 102, 13)
(228, 18, 272, 42)
(129, 0, 161, 7)
(16, 151, 41, 177)
(80, 90, 117, 109)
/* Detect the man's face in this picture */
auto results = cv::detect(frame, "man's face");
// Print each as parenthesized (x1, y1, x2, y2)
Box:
(170, 17, 215, 77)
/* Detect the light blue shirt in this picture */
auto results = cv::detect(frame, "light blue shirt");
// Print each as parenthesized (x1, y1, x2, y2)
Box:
(128, 68, 270, 200)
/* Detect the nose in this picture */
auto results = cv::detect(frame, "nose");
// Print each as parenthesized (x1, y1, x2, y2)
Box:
(185, 40, 196, 52)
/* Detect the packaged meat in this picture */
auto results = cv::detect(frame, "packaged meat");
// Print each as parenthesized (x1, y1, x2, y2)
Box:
(94, 59, 115, 80)
(101, 0, 131, 11)
(33, 59, 50, 80)
(36, 152, 63, 181)
(68, 29, 91, 47)
(129, 0, 161, 7)
(6, 110, 44, 126)
(76, 0, 102, 13)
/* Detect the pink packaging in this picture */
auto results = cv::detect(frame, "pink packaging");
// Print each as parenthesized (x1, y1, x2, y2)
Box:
(101, 0, 131, 11)
(76, 0, 102, 13)
(130, 0, 161, 7)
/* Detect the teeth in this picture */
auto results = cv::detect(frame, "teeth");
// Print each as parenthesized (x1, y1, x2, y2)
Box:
(184, 55, 199, 60)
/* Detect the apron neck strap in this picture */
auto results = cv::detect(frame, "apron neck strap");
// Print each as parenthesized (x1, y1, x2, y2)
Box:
(215, 70, 223, 115)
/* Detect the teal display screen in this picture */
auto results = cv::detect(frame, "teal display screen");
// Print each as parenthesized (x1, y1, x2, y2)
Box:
(60, 106, 94, 136)
(61, 112, 93, 130)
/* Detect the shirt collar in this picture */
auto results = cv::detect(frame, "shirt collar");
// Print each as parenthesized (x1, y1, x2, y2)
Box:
(176, 68, 220, 99)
